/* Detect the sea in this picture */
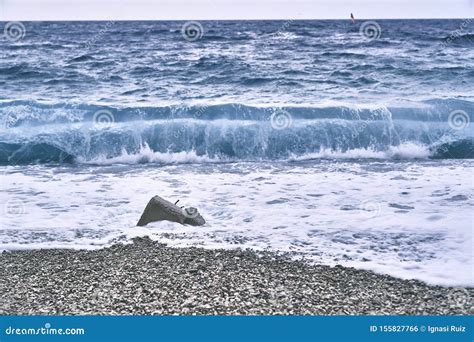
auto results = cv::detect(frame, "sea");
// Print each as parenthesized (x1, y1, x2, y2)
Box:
(1, 20, 473, 286)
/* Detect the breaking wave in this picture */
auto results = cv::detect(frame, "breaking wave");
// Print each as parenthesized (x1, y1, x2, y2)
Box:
(0, 101, 472, 165)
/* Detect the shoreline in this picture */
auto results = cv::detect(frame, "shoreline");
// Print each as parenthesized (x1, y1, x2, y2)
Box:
(0, 237, 472, 315)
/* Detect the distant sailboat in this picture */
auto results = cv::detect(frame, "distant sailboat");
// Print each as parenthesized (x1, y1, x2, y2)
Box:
(350, 13, 356, 24)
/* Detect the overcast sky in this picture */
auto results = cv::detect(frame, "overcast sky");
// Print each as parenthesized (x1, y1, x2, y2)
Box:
(1, 0, 473, 20)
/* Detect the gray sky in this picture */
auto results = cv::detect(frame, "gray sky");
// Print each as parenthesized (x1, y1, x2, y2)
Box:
(1, 0, 473, 20)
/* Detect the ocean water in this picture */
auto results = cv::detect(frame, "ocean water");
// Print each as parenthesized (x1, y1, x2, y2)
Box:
(1, 20, 473, 286)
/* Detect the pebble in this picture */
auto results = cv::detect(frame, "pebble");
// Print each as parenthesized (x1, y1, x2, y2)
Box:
(0, 236, 472, 315)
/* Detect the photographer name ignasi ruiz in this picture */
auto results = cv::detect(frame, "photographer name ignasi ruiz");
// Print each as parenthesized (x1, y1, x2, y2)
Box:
(428, 325, 466, 334)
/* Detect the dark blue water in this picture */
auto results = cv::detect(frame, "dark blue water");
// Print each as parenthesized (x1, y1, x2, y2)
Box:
(0, 20, 473, 164)
(1, 20, 473, 285)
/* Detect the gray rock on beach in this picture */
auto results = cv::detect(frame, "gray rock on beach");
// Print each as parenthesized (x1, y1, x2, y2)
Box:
(137, 195, 205, 226)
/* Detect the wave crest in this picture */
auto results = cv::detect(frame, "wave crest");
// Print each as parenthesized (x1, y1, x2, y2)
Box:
(80, 144, 216, 165)
(0, 100, 472, 165)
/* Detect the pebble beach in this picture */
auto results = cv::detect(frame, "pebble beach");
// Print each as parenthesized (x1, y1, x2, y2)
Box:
(0, 237, 471, 315)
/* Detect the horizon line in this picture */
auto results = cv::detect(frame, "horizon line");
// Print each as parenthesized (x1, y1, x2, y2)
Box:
(1, 17, 471, 21)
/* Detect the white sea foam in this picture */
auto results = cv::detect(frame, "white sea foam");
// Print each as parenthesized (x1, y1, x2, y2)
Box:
(290, 142, 432, 160)
(79, 144, 217, 165)
(76, 142, 433, 167)
(1, 160, 472, 287)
